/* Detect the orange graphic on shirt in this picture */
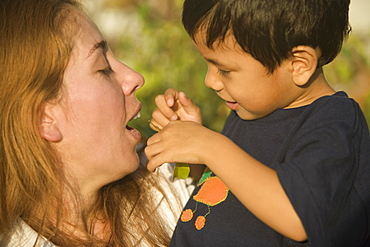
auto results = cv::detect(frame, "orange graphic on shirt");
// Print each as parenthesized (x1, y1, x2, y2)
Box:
(180, 174, 229, 230)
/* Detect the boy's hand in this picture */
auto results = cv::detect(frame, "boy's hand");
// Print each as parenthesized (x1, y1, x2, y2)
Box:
(145, 121, 221, 172)
(149, 88, 202, 131)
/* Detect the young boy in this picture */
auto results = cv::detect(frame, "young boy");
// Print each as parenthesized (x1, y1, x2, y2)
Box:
(145, 0, 370, 246)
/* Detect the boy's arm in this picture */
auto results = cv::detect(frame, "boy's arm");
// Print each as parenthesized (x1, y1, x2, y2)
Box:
(145, 121, 307, 242)
(203, 133, 307, 242)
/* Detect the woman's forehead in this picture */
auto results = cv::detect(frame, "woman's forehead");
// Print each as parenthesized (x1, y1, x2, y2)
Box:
(67, 8, 104, 58)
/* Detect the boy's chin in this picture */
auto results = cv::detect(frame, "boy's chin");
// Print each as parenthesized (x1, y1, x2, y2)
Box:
(236, 109, 268, 120)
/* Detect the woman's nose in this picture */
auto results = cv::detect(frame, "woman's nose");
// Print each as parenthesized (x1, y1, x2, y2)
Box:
(119, 64, 145, 95)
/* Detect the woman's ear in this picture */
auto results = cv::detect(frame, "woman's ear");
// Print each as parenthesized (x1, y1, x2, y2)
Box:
(39, 103, 62, 142)
(291, 46, 319, 86)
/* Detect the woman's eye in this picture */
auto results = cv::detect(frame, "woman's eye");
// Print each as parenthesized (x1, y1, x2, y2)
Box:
(217, 69, 230, 77)
(99, 66, 114, 76)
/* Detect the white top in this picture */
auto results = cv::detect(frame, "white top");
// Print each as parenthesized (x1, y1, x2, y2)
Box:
(5, 219, 56, 247)
(4, 163, 194, 246)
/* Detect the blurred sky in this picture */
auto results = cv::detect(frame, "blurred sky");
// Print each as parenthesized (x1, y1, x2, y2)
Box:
(89, 0, 370, 40)
(349, 0, 370, 63)
(350, 0, 370, 32)
(89, 1, 370, 37)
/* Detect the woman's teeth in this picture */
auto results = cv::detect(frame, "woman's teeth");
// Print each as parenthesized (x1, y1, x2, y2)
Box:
(133, 112, 141, 120)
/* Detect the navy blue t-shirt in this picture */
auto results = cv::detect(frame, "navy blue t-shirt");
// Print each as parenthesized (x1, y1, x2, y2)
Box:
(170, 92, 370, 247)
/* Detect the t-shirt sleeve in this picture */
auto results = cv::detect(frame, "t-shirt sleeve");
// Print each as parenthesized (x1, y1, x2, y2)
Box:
(276, 98, 369, 246)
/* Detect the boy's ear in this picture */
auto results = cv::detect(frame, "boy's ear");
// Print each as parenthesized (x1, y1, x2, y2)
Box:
(39, 103, 63, 142)
(290, 46, 319, 86)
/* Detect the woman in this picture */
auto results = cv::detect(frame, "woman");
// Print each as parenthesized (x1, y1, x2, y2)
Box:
(0, 0, 178, 246)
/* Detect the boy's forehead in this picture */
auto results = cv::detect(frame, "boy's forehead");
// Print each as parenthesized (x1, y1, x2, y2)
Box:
(193, 31, 242, 53)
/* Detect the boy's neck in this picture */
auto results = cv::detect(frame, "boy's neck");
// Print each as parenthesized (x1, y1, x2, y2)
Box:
(286, 67, 335, 109)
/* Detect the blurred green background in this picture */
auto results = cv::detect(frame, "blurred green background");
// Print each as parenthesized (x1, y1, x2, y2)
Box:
(87, 0, 370, 139)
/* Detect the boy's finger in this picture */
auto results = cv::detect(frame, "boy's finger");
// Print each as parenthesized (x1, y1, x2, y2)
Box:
(178, 91, 191, 107)
(154, 95, 178, 121)
(178, 91, 202, 123)
(164, 88, 181, 107)
(148, 119, 162, 132)
(150, 109, 174, 130)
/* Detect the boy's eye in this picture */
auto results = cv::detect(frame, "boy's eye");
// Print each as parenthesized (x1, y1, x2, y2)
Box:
(217, 69, 230, 77)
(99, 66, 114, 76)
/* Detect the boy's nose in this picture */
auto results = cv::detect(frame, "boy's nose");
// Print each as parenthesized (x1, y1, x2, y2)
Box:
(205, 70, 223, 92)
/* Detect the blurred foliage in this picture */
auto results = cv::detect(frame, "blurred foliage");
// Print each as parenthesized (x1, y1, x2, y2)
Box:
(324, 33, 370, 124)
(90, 0, 370, 138)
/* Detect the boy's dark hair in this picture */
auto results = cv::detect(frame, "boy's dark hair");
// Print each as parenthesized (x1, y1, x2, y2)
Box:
(182, 0, 351, 73)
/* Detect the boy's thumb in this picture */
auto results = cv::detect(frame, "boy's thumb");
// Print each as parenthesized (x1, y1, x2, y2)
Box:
(178, 92, 192, 108)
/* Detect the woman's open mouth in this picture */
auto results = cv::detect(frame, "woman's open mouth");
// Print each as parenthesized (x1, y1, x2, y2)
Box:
(126, 112, 141, 140)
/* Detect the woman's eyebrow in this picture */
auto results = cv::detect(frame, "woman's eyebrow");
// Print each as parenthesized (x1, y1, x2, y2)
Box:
(87, 40, 108, 58)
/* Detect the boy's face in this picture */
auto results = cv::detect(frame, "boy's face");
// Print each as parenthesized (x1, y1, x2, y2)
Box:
(194, 33, 303, 120)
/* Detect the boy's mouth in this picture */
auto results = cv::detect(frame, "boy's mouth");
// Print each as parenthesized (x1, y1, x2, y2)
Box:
(226, 101, 239, 110)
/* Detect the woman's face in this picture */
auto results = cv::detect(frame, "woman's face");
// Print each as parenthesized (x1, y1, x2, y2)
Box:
(43, 8, 144, 194)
